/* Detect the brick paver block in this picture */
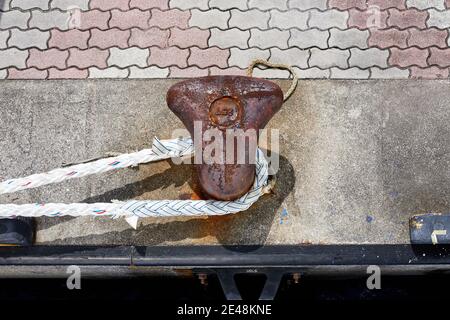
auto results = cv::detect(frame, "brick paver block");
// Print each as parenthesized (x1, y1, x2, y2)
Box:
(406, 0, 445, 10)
(270, 47, 309, 68)
(149, 9, 190, 29)
(370, 66, 410, 78)
(446, 0, 450, 8)
(309, 9, 348, 29)
(0, 10, 30, 30)
(130, 0, 168, 10)
(77, 10, 110, 30)
(209, 66, 247, 76)
(0, 69, 7, 79)
(348, 8, 388, 29)
(48, 67, 88, 79)
(0, 30, 9, 48)
(89, 66, 129, 78)
(168, 27, 209, 48)
(129, 66, 169, 78)
(427, 10, 450, 28)
(289, 29, 329, 49)
(28, 48, 68, 69)
(11, 0, 49, 10)
(295, 67, 330, 79)
(0, 48, 28, 68)
(89, 29, 131, 49)
(269, 10, 309, 30)
(149, 47, 189, 67)
(248, 0, 288, 10)
(229, 9, 270, 30)
(189, 9, 230, 29)
(228, 47, 270, 68)
(169, 66, 208, 77)
(90, 0, 129, 10)
(408, 28, 448, 48)
(7, 67, 48, 79)
(209, 28, 250, 49)
(309, 48, 350, 69)
(329, 28, 369, 49)
(349, 48, 389, 68)
(388, 47, 429, 67)
(368, 29, 409, 48)
(110, 9, 151, 30)
(428, 48, 450, 67)
(129, 28, 169, 48)
(289, 0, 327, 10)
(330, 67, 370, 79)
(188, 47, 230, 68)
(387, 8, 428, 29)
(249, 29, 290, 49)
(366, 0, 406, 10)
(108, 47, 149, 68)
(68, 48, 109, 68)
(252, 67, 291, 79)
(29, 10, 70, 30)
(410, 66, 449, 78)
(52, 0, 89, 10)
(49, 29, 89, 49)
(169, 0, 208, 10)
(8, 29, 50, 49)
(328, 0, 367, 10)
(210, 0, 247, 10)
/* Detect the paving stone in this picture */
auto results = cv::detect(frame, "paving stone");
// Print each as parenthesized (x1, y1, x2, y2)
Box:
(370, 66, 410, 78)
(129, 66, 169, 78)
(169, 66, 208, 77)
(408, 28, 448, 48)
(348, 8, 388, 29)
(189, 9, 230, 29)
(367, 0, 406, 10)
(330, 67, 370, 79)
(328, 0, 366, 10)
(0, 48, 28, 68)
(349, 48, 389, 68)
(149, 47, 189, 67)
(209, 28, 250, 49)
(90, 0, 129, 10)
(27, 48, 68, 69)
(269, 10, 309, 29)
(48, 67, 88, 78)
(89, 66, 129, 78)
(309, 48, 350, 69)
(329, 28, 369, 49)
(11, 0, 49, 10)
(249, 29, 289, 49)
(0, 0, 12, 11)
(387, 8, 428, 29)
(289, 29, 328, 49)
(407, 0, 445, 10)
(148, 8, 190, 29)
(169, 0, 208, 10)
(248, 0, 288, 10)
(188, 47, 230, 68)
(129, 28, 169, 48)
(68, 48, 108, 68)
(252, 67, 291, 78)
(429, 47, 450, 67)
(289, 0, 327, 10)
(228, 47, 270, 68)
(108, 47, 149, 68)
(0, 69, 6, 79)
(0, 10, 30, 29)
(410, 66, 449, 78)
(0, 30, 10, 49)
(309, 9, 348, 29)
(49, 29, 89, 49)
(51, 0, 89, 10)
(294, 67, 330, 78)
(89, 29, 131, 49)
(7, 67, 48, 79)
(388, 47, 429, 67)
(77, 10, 110, 30)
(130, 0, 168, 10)
(368, 29, 409, 48)
(29, 10, 69, 30)
(229, 9, 270, 30)
(110, 9, 151, 30)
(8, 29, 49, 49)
(270, 47, 309, 68)
(168, 27, 209, 48)
(427, 10, 450, 28)
(209, 66, 247, 76)
(210, 0, 247, 10)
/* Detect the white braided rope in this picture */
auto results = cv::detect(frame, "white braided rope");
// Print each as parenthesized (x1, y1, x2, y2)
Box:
(0, 138, 269, 218)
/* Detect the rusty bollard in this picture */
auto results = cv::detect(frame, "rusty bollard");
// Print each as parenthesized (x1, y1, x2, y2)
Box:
(167, 76, 283, 201)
